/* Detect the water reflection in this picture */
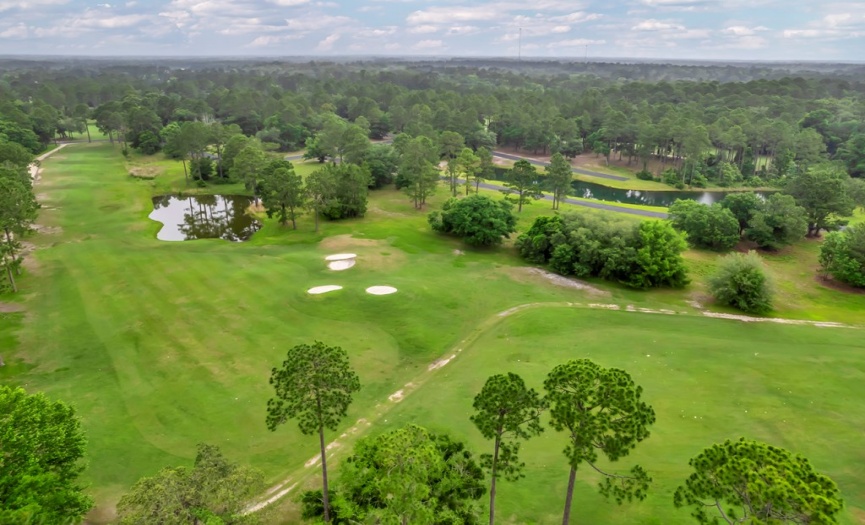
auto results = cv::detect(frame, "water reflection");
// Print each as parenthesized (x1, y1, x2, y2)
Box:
(149, 194, 261, 242)
(491, 167, 770, 207)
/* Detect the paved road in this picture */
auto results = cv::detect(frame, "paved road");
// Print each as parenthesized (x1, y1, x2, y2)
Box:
(492, 151, 629, 182)
(468, 179, 668, 219)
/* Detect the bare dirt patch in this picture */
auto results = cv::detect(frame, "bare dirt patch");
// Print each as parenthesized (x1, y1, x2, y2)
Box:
(319, 235, 382, 251)
(506, 267, 610, 297)
(0, 302, 25, 313)
(815, 274, 865, 295)
(128, 166, 162, 180)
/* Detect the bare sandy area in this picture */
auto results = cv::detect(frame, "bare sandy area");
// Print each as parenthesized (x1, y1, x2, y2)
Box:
(325, 253, 357, 261)
(307, 285, 343, 295)
(366, 286, 397, 295)
(328, 259, 356, 271)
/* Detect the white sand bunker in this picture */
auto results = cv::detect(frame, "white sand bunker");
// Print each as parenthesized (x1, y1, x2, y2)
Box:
(328, 259, 356, 271)
(366, 286, 398, 295)
(325, 253, 357, 261)
(307, 285, 343, 295)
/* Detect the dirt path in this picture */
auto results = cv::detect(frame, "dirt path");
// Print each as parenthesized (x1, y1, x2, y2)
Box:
(243, 299, 854, 514)
(30, 143, 69, 181)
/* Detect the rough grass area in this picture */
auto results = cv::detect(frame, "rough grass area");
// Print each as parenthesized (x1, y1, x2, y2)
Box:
(3, 142, 864, 524)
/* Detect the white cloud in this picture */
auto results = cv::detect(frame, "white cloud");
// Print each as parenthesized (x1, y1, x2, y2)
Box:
(413, 39, 444, 49)
(551, 25, 571, 33)
(246, 33, 304, 47)
(268, 0, 310, 5)
(315, 32, 340, 50)
(548, 38, 606, 47)
(407, 6, 497, 25)
(0, 0, 68, 12)
(552, 11, 602, 24)
(408, 24, 439, 34)
(446, 25, 481, 35)
(355, 26, 397, 37)
(722, 25, 767, 36)
(0, 22, 27, 38)
(632, 19, 685, 31)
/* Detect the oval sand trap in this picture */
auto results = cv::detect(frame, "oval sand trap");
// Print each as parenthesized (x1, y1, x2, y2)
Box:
(366, 286, 398, 295)
(328, 259, 356, 271)
(325, 253, 357, 261)
(308, 285, 343, 295)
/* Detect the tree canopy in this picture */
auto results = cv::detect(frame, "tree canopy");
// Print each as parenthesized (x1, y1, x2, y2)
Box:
(674, 438, 843, 525)
(0, 385, 93, 524)
(428, 195, 518, 247)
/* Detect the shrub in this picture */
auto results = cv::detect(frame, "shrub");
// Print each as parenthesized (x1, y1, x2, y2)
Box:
(429, 195, 517, 246)
(819, 224, 865, 288)
(518, 213, 688, 289)
(636, 169, 654, 181)
(668, 199, 740, 251)
(708, 251, 773, 314)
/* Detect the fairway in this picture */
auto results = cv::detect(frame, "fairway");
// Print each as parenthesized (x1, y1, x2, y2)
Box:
(4, 142, 865, 524)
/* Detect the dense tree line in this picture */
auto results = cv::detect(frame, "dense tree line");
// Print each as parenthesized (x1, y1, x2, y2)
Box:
(2, 60, 864, 192)
(0, 140, 39, 292)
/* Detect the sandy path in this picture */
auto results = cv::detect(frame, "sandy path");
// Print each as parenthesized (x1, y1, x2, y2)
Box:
(243, 300, 856, 514)
(30, 143, 69, 181)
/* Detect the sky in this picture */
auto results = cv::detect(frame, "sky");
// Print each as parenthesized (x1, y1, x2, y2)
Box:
(0, 0, 862, 61)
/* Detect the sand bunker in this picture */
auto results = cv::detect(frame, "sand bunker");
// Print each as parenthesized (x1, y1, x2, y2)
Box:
(307, 285, 343, 295)
(328, 259, 356, 271)
(325, 253, 357, 261)
(366, 286, 397, 295)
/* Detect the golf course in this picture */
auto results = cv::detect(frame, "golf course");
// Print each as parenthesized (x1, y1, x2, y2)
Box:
(3, 141, 865, 524)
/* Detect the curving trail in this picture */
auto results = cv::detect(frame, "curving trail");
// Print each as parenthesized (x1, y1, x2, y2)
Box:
(243, 299, 854, 513)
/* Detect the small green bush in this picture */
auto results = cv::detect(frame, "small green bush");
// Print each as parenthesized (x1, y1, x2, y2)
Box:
(708, 251, 773, 314)
(636, 170, 654, 181)
(819, 224, 865, 288)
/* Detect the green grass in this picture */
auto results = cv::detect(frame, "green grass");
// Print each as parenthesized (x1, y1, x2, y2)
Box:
(4, 142, 865, 524)
(378, 307, 865, 524)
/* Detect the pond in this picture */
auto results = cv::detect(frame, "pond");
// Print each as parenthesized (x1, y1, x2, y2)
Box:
(149, 194, 261, 242)
(491, 167, 770, 207)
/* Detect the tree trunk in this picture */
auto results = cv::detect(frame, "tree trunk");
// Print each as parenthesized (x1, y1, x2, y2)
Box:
(489, 436, 501, 525)
(182, 159, 189, 186)
(476, 179, 481, 194)
(85, 123, 91, 143)
(314, 203, 320, 233)
(2, 250, 17, 293)
(4, 229, 20, 275)
(562, 467, 577, 525)
(318, 424, 331, 524)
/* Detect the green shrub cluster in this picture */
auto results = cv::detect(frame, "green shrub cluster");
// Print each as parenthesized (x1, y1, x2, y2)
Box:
(819, 224, 865, 288)
(708, 251, 774, 314)
(516, 213, 689, 289)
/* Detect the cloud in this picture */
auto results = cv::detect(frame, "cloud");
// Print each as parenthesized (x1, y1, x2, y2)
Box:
(548, 38, 606, 47)
(446, 25, 481, 36)
(0, 0, 68, 12)
(315, 32, 340, 50)
(0, 22, 27, 38)
(783, 7, 865, 40)
(722, 25, 768, 36)
(268, 0, 310, 5)
(632, 19, 685, 31)
(246, 33, 304, 47)
(407, 6, 498, 25)
(408, 24, 438, 34)
(413, 39, 444, 49)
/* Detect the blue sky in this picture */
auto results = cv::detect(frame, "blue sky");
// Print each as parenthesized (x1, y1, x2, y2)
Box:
(0, 0, 862, 60)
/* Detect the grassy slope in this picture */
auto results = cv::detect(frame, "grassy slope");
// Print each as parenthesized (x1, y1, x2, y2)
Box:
(378, 307, 865, 524)
(4, 142, 865, 523)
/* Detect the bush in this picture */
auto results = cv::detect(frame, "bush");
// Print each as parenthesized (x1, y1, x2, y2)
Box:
(668, 199, 740, 251)
(517, 213, 688, 289)
(429, 195, 517, 246)
(708, 251, 773, 314)
(636, 170, 654, 181)
(662, 169, 680, 187)
(819, 224, 865, 288)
